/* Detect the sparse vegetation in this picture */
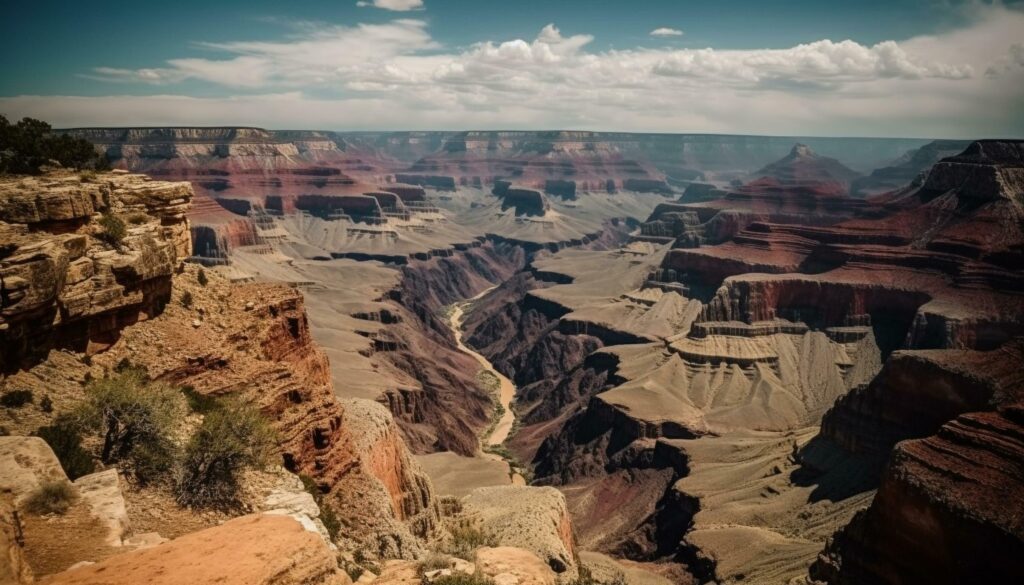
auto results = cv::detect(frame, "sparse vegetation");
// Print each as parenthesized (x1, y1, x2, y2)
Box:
(96, 212, 127, 247)
(78, 369, 183, 483)
(175, 399, 276, 508)
(39, 394, 54, 413)
(418, 552, 454, 574)
(197, 268, 208, 287)
(78, 169, 98, 182)
(430, 573, 496, 585)
(0, 115, 109, 175)
(0, 389, 33, 408)
(442, 522, 498, 560)
(180, 290, 194, 308)
(299, 473, 342, 541)
(36, 419, 96, 480)
(24, 480, 77, 515)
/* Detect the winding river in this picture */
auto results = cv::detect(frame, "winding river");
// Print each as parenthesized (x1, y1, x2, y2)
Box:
(448, 287, 526, 485)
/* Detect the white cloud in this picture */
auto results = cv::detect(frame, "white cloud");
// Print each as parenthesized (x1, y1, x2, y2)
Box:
(356, 0, 423, 11)
(12, 3, 1024, 137)
(650, 27, 683, 37)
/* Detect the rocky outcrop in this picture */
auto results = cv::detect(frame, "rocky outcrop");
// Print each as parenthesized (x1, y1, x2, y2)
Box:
(623, 178, 673, 195)
(462, 485, 577, 577)
(811, 407, 1024, 584)
(544, 179, 577, 200)
(498, 187, 549, 217)
(39, 514, 351, 585)
(334, 399, 440, 557)
(394, 174, 456, 191)
(0, 171, 192, 370)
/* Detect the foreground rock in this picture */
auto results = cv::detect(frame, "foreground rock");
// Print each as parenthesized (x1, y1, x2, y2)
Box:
(39, 514, 352, 585)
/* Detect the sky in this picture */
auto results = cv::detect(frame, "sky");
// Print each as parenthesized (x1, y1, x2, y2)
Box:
(1, 0, 1022, 137)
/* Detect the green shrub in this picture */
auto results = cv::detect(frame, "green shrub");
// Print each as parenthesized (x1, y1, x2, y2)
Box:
(96, 212, 127, 247)
(36, 419, 95, 480)
(0, 115, 109, 175)
(24, 480, 77, 515)
(181, 386, 218, 414)
(78, 369, 183, 483)
(197, 269, 208, 287)
(0, 389, 33, 408)
(180, 291, 194, 308)
(175, 399, 276, 508)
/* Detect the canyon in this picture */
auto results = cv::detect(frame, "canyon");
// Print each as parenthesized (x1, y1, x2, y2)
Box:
(2, 128, 1021, 585)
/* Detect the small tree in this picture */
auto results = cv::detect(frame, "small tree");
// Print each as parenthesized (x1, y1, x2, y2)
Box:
(78, 370, 183, 483)
(175, 399, 276, 508)
(96, 212, 127, 247)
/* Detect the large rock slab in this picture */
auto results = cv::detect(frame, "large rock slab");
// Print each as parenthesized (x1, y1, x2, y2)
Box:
(0, 437, 67, 505)
(39, 514, 352, 585)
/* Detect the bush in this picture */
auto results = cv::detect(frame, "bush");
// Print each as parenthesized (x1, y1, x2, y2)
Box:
(24, 480, 77, 515)
(78, 170, 98, 182)
(418, 552, 453, 574)
(180, 291, 193, 309)
(197, 269, 208, 287)
(443, 523, 498, 560)
(175, 399, 276, 508)
(78, 369, 183, 483)
(36, 419, 95, 480)
(39, 394, 53, 413)
(96, 212, 127, 247)
(126, 212, 150, 225)
(0, 115, 110, 175)
(0, 389, 33, 408)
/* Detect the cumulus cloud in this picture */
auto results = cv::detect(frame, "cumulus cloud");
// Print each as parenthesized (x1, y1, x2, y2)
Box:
(356, 0, 423, 11)
(650, 27, 684, 37)
(13, 3, 1024, 137)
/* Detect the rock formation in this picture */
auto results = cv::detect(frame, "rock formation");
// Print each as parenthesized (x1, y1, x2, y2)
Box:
(39, 514, 351, 585)
(851, 139, 973, 197)
(0, 171, 192, 371)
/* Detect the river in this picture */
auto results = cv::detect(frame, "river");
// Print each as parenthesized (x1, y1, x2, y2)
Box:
(448, 287, 526, 485)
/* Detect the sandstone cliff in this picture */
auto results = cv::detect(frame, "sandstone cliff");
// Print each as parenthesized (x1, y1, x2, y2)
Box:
(1, 171, 191, 370)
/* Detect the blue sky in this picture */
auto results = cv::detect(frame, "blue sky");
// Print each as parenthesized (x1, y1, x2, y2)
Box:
(2, 0, 1022, 137)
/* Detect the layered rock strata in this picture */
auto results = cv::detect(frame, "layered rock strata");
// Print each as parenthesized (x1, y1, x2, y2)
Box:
(0, 171, 192, 370)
